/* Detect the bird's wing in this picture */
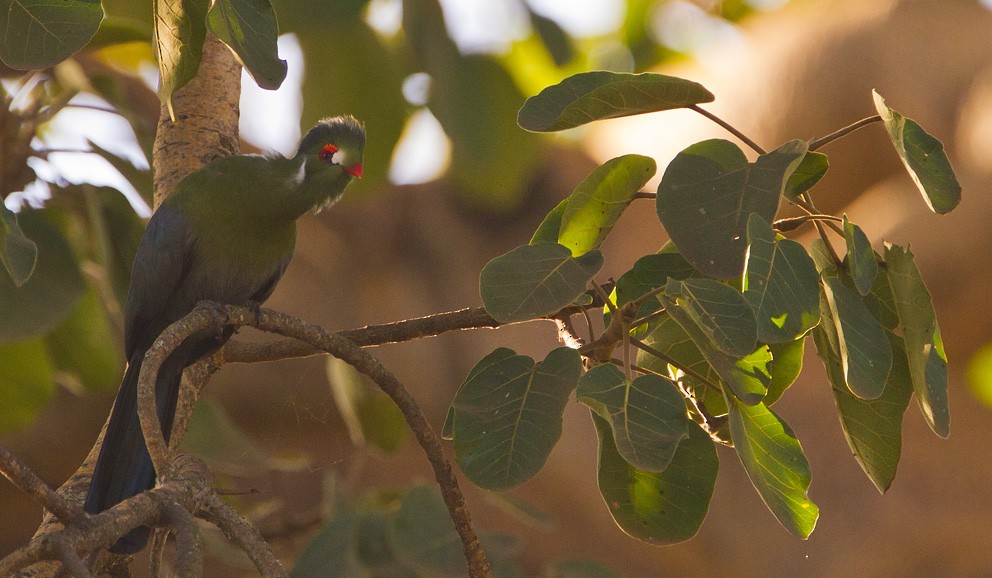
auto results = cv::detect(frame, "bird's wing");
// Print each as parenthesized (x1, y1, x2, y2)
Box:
(122, 204, 195, 356)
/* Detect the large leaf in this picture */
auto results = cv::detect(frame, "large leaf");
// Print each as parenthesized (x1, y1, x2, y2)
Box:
(657, 139, 807, 279)
(154, 0, 210, 119)
(728, 397, 819, 539)
(873, 91, 960, 214)
(814, 327, 912, 493)
(0, 203, 37, 287)
(517, 71, 714, 132)
(842, 216, 877, 296)
(660, 287, 771, 405)
(558, 155, 656, 256)
(577, 365, 690, 472)
(181, 398, 270, 476)
(480, 242, 603, 323)
(452, 347, 582, 490)
(0, 340, 56, 433)
(884, 244, 949, 437)
(207, 0, 287, 90)
(764, 337, 805, 406)
(743, 214, 821, 343)
(593, 412, 717, 545)
(530, 198, 569, 245)
(389, 485, 467, 577)
(611, 250, 696, 324)
(0, 0, 104, 69)
(291, 492, 361, 577)
(663, 278, 757, 357)
(0, 210, 85, 342)
(44, 284, 122, 393)
(821, 277, 892, 400)
(327, 357, 407, 453)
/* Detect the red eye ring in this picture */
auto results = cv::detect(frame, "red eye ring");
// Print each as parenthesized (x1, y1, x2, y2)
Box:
(319, 143, 338, 163)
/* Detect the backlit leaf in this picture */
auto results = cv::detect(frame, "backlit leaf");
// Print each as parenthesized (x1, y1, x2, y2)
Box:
(327, 357, 407, 453)
(843, 216, 877, 296)
(782, 150, 828, 199)
(765, 337, 805, 406)
(593, 412, 717, 545)
(821, 277, 892, 400)
(728, 397, 818, 539)
(664, 278, 757, 357)
(518, 71, 714, 132)
(577, 365, 690, 472)
(154, 0, 209, 119)
(873, 90, 960, 214)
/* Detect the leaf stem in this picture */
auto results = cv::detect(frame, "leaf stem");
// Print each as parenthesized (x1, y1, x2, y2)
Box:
(689, 105, 766, 155)
(628, 337, 718, 390)
(808, 115, 882, 151)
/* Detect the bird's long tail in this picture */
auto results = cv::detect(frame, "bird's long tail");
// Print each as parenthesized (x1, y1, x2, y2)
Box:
(84, 349, 185, 553)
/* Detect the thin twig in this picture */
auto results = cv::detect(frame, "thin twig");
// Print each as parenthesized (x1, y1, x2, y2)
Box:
(0, 446, 81, 523)
(808, 115, 882, 150)
(689, 104, 766, 155)
(628, 337, 718, 390)
(199, 493, 287, 577)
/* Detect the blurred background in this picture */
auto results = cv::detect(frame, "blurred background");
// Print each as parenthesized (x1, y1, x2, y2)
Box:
(2, 0, 992, 575)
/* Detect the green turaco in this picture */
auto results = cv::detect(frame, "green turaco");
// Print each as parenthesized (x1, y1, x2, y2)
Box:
(85, 116, 365, 553)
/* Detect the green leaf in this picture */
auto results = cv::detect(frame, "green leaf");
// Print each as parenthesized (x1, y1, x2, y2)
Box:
(663, 278, 757, 357)
(44, 284, 122, 393)
(530, 198, 569, 245)
(0, 340, 56, 433)
(389, 485, 468, 576)
(576, 365, 690, 472)
(480, 243, 604, 324)
(0, 210, 85, 343)
(611, 251, 696, 325)
(884, 243, 949, 437)
(728, 397, 818, 539)
(765, 337, 805, 406)
(660, 285, 770, 405)
(181, 398, 270, 476)
(291, 493, 361, 577)
(528, 8, 574, 67)
(0, 204, 38, 287)
(814, 328, 913, 493)
(743, 214, 821, 343)
(443, 348, 517, 440)
(154, 0, 210, 120)
(327, 357, 407, 453)
(353, 512, 415, 575)
(842, 216, 877, 296)
(518, 71, 714, 132)
(873, 91, 961, 214)
(657, 139, 806, 279)
(207, 0, 287, 90)
(821, 277, 892, 400)
(558, 155, 656, 257)
(782, 151, 828, 200)
(0, 0, 104, 69)
(593, 412, 717, 545)
(452, 347, 582, 490)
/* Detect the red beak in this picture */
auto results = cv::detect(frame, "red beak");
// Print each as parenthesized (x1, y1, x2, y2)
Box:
(346, 164, 363, 178)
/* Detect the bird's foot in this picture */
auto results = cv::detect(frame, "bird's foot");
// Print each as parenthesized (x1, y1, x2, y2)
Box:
(245, 300, 263, 327)
(195, 300, 230, 337)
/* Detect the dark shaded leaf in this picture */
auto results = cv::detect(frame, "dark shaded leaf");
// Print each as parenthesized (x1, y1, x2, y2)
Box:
(609, 249, 695, 326)
(452, 347, 582, 490)
(207, 0, 287, 90)
(884, 243, 949, 437)
(577, 365, 690, 472)
(664, 278, 757, 357)
(593, 412, 717, 545)
(327, 357, 407, 453)
(821, 277, 892, 400)
(480, 243, 603, 323)
(783, 151, 828, 199)
(744, 214, 821, 343)
(0, 339, 55, 433)
(87, 141, 153, 206)
(873, 91, 960, 214)
(558, 155, 656, 256)
(0, 203, 37, 286)
(728, 397, 818, 539)
(181, 398, 270, 476)
(390, 485, 467, 576)
(657, 139, 806, 279)
(0, 210, 85, 342)
(814, 327, 912, 493)
(154, 0, 209, 119)
(44, 285, 122, 393)
(528, 9, 574, 67)
(0, 0, 103, 69)
(518, 71, 714, 132)
(843, 216, 877, 296)
(291, 493, 361, 577)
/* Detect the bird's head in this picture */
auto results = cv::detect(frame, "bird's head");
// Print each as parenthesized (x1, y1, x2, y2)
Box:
(297, 116, 366, 204)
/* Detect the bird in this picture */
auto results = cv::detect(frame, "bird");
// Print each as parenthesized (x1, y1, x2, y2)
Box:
(84, 115, 365, 553)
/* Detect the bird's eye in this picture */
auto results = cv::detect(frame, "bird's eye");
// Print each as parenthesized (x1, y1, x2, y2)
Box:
(319, 144, 338, 163)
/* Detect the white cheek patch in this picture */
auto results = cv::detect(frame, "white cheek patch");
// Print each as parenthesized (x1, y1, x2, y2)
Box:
(331, 150, 345, 165)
